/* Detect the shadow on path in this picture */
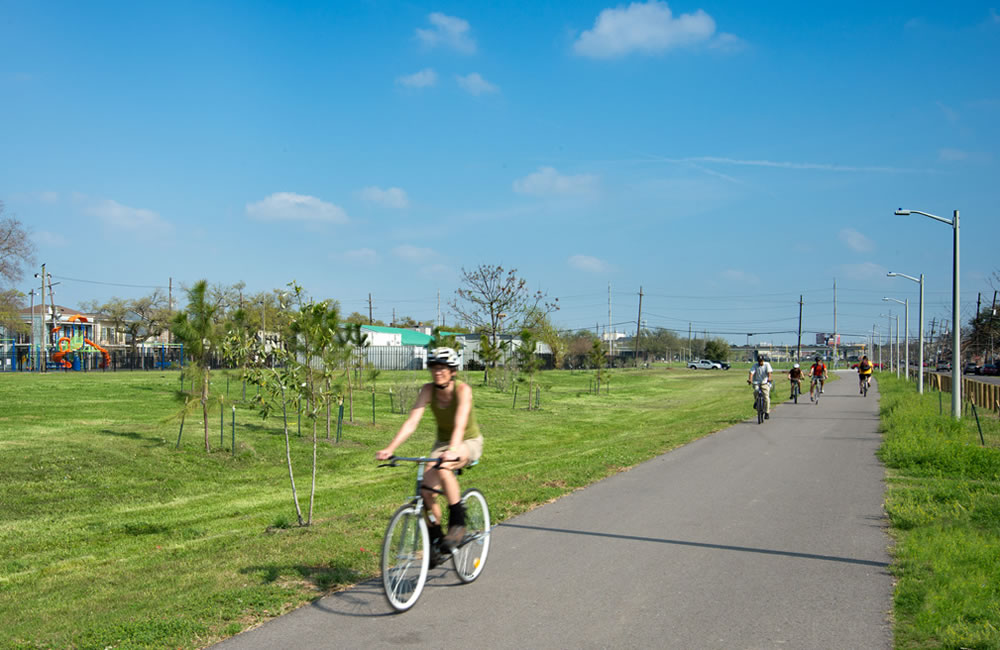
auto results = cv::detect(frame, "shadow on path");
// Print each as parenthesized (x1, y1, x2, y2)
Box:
(500, 522, 888, 569)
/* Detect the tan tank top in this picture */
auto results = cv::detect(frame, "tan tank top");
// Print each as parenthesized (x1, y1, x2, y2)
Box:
(429, 381, 481, 445)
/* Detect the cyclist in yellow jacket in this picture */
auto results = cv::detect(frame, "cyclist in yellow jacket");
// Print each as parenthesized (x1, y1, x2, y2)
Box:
(857, 355, 874, 393)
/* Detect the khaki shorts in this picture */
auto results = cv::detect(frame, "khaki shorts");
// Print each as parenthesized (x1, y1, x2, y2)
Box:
(430, 435, 483, 464)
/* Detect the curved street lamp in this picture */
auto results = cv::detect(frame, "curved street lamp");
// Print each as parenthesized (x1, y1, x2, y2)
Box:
(888, 272, 925, 393)
(895, 208, 960, 418)
(883, 297, 909, 381)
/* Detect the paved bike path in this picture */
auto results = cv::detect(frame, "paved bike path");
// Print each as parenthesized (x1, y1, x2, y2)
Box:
(215, 371, 892, 649)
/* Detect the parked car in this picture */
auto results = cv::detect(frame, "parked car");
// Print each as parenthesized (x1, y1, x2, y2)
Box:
(688, 359, 722, 370)
(712, 360, 731, 370)
(936, 363, 952, 372)
(963, 362, 980, 375)
(981, 363, 999, 377)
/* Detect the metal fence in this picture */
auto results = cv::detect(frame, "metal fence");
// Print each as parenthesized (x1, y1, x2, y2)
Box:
(0, 344, 187, 372)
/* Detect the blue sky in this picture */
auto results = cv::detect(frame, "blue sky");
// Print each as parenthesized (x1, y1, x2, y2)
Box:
(3, 1, 999, 347)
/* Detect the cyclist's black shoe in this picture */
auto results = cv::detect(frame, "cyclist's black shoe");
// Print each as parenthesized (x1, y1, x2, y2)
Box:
(764, 413, 770, 419)
(442, 525, 466, 551)
(428, 544, 448, 569)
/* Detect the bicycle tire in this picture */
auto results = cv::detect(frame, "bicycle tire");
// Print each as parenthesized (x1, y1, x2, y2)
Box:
(452, 488, 491, 583)
(381, 504, 430, 612)
(756, 389, 764, 424)
(793, 383, 798, 404)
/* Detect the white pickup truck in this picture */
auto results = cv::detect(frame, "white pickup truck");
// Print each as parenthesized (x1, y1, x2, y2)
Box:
(688, 359, 722, 370)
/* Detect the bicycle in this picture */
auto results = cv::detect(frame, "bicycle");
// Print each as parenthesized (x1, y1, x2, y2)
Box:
(752, 382, 770, 424)
(790, 379, 801, 404)
(860, 375, 870, 397)
(378, 456, 491, 612)
(810, 377, 823, 404)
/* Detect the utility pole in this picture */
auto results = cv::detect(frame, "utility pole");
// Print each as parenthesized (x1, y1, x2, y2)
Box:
(39, 263, 45, 373)
(929, 317, 938, 367)
(797, 295, 803, 360)
(833, 278, 839, 367)
(608, 283, 613, 359)
(368, 293, 373, 325)
(635, 286, 643, 367)
(28, 289, 37, 370)
(437, 290, 441, 329)
(392, 308, 396, 328)
(688, 322, 692, 361)
(168, 277, 173, 345)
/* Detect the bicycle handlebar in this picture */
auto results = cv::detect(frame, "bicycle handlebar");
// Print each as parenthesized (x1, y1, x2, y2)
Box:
(377, 455, 447, 469)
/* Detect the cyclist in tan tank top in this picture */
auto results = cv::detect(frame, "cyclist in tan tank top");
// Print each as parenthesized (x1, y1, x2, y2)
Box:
(376, 347, 484, 551)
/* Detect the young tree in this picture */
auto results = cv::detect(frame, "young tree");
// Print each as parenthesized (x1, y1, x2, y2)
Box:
(524, 306, 565, 369)
(588, 339, 608, 392)
(515, 329, 543, 409)
(171, 280, 221, 452)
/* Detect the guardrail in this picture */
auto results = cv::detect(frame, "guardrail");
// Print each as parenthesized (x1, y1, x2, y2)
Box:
(926, 372, 1000, 414)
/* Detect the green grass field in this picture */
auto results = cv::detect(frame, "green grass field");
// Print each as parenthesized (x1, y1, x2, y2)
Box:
(1, 366, 756, 648)
(878, 374, 1000, 649)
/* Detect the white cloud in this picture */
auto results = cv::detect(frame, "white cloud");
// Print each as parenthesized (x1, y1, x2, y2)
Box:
(838, 228, 874, 253)
(360, 186, 409, 209)
(456, 73, 498, 95)
(393, 244, 435, 262)
(574, 1, 718, 58)
(343, 248, 378, 265)
(838, 261, 889, 282)
(937, 101, 960, 123)
(569, 255, 612, 273)
(246, 192, 348, 223)
(416, 13, 476, 53)
(513, 167, 599, 196)
(396, 68, 438, 88)
(32, 230, 69, 247)
(939, 148, 992, 163)
(38, 191, 59, 203)
(85, 198, 173, 238)
(708, 32, 747, 52)
(719, 269, 759, 285)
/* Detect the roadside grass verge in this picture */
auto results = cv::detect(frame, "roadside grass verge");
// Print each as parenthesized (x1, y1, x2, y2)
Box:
(1, 367, 752, 648)
(877, 374, 1000, 649)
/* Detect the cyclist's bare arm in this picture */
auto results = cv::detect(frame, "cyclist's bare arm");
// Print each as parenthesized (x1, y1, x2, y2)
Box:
(376, 384, 433, 460)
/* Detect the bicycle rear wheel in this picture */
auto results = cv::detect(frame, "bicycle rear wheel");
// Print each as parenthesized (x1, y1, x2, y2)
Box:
(756, 390, 764, 424)
(452, 488, 491, 583)
(382, 504, 430, 612)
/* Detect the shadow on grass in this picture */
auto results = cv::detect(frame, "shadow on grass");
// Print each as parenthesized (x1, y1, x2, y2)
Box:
(98, 428, 168, 447)
(240, 562, 364, 592)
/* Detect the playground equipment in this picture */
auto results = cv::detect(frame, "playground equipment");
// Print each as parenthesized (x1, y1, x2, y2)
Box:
(51, 315, 110, 370)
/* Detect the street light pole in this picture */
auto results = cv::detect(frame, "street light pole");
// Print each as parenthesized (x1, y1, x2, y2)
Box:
(896, 209, 960, 418)
(883, 297, 909, 381)
(889, 272, 925, 393)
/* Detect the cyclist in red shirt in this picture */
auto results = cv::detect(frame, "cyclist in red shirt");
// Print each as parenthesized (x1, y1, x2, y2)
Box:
(809, 357, 827, 401)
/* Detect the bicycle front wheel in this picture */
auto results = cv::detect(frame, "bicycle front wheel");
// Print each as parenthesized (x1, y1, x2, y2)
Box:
(381, 504, 430, 612)
(452, 488, 491, 583)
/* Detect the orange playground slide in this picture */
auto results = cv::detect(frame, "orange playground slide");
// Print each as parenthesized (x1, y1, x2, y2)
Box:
(50, 315, 110, 369)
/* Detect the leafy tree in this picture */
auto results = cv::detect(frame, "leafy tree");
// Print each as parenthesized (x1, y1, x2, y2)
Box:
(344, 311, 386, 326)
(0, 201, 36, 287)
(477, 334, 505, 384)
(524, 307, 566, 370)
(171, 280, 221, 452)
(0, 201, 36, 332)
(704, 338, 731, 361)
(83, 291, 171, 358)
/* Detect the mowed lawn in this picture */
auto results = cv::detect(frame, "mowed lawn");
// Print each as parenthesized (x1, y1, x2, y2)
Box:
(1, 367, 754, 648)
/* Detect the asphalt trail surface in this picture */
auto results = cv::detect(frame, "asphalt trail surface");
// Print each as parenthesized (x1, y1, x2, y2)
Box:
(215, 370, 892, 649)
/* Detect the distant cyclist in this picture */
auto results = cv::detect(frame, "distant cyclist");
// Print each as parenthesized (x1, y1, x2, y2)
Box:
(809, 357, 827, 401)
(788, 363, 804, 399)
(376, 347, 484, 554)
(857, 355, 873, 393)
(747, 355, 773, 419)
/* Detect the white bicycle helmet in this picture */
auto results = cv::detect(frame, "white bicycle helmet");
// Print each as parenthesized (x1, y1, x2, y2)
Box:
(793, 363, 800, 368)
(427, 347, 459, 368)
